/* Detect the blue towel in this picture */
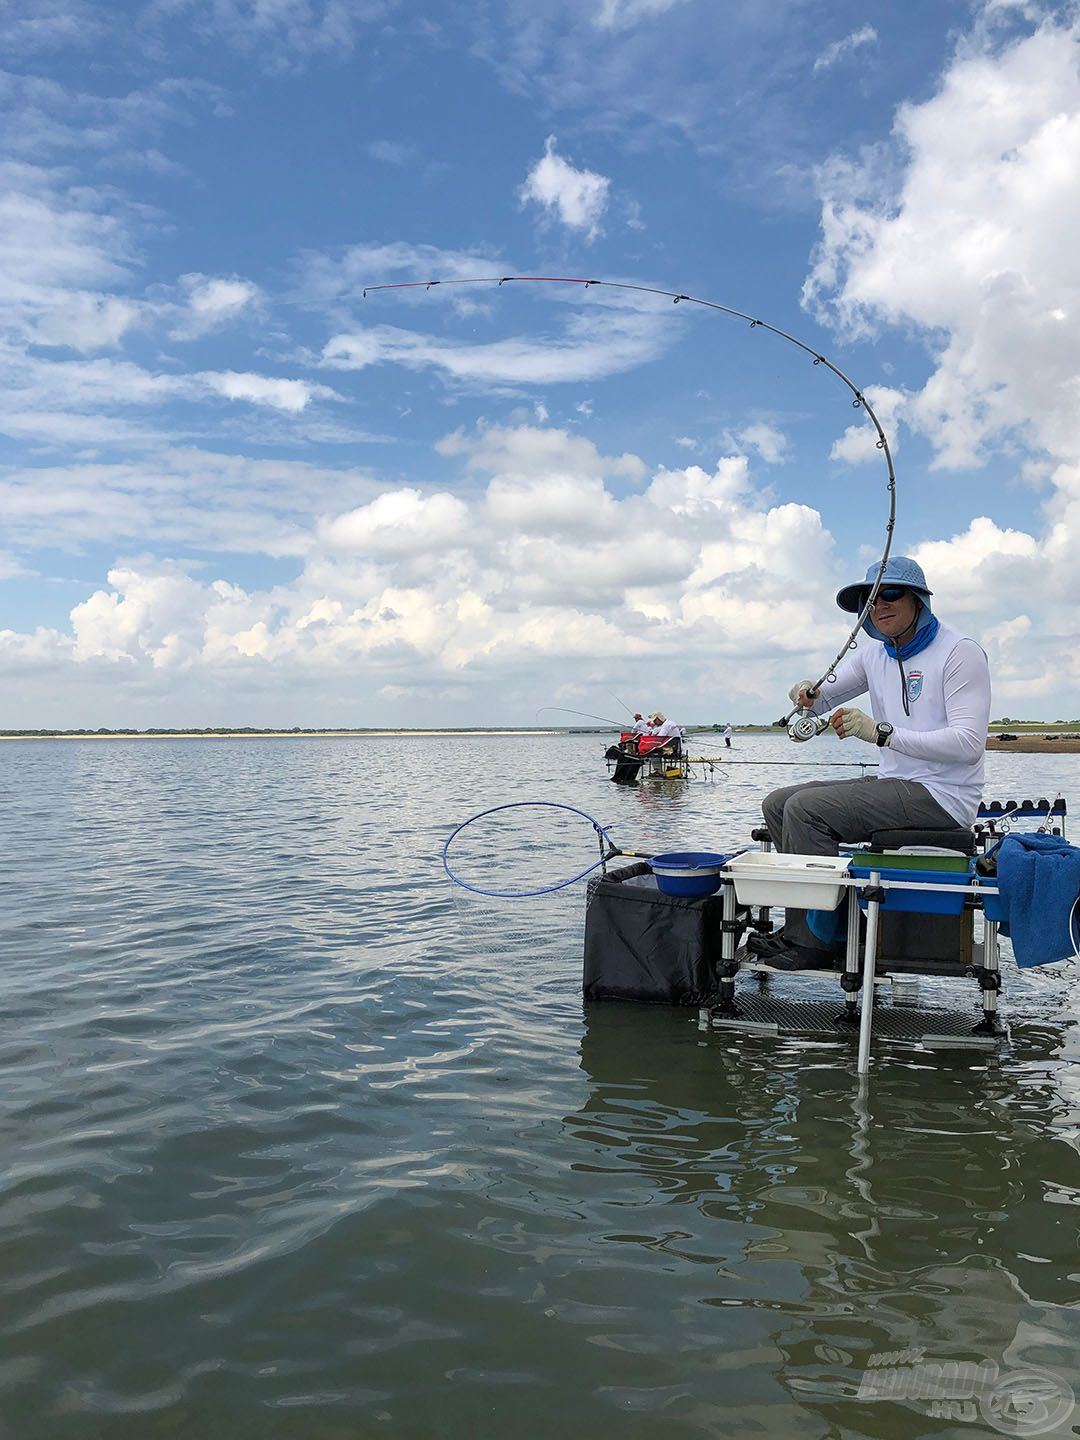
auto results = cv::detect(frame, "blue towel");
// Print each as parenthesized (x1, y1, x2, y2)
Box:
(993, 832, 1080, 968)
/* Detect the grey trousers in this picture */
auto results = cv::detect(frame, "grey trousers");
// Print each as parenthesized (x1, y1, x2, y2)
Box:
(760, 777, 960, 950)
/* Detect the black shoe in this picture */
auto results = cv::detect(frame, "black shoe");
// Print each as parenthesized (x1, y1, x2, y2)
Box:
(761, 942, 839, 972)
(745, 930, 787, 957)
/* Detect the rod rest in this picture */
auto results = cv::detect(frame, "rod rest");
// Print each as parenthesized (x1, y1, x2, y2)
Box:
(978, 798, 1066, 817)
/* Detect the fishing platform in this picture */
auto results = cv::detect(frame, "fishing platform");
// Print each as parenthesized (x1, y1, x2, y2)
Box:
(605, 731, 725, 785)
(583, 796, 1070, 1072)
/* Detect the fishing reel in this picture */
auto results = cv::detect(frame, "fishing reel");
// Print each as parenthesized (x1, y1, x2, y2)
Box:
(775, 680, 831, 743)
(787, 710, 832, 743)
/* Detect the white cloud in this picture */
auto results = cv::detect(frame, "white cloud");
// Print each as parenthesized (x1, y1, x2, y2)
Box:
(21, 412, 1080, 719)
(296, 240, 505, 307)
(0, 67, 223, 165)
(0, 1, 105, 56)
(813, 25, 878, 73)
(197, 370, 335, 412)
(321, 307, 670, 388)
(170, 273, 261, 339)
(365, 139, 416, 166)
(729, 422, 790, 465)
(0, 447, 380, 555)
(319, 489, 471, 557)
(137, 0, 393, 68)
(594, 0, 689, 30)
(796, 12, 1080, 714)
(0, 160, 144, 351)
(0, 166, 132, 284)
(805, 18, 1080, 472)
(437, 422, 646, 485)
(0, 426, 861, 720)
(519, 135, 610, 240)
(829, 386, 904, 464)
(0, 549, 34, 579)
(27, 293, 142, 351)
(0, 623, 72, 675)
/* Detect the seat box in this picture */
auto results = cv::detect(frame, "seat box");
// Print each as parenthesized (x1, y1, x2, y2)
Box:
(849, 847, 971, 873)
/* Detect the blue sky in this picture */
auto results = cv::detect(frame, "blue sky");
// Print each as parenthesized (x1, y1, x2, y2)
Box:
(3, 0, 1080, 726)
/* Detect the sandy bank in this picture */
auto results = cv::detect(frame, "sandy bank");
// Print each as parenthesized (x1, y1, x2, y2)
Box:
(986, 735, 1080, 753)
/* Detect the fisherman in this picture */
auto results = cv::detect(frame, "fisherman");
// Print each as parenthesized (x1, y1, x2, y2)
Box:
(754, 556, 991, 969)
(608, 712, 651, 785)
(649, 712, 685, 756)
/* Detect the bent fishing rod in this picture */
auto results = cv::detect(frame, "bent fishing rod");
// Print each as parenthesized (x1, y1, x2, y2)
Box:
(363, 275, 897, 741)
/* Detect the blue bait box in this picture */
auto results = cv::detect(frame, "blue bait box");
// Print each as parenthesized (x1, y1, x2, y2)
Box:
(850, 857, 973, 916)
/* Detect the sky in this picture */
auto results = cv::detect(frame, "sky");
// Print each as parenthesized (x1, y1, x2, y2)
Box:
(3, 0, 1080, 728)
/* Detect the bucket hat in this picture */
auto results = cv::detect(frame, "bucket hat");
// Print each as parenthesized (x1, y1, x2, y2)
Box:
(836, 556, 933, 614)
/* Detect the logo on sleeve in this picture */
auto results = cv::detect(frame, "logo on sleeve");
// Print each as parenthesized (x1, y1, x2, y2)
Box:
(907, 670, 924, 702)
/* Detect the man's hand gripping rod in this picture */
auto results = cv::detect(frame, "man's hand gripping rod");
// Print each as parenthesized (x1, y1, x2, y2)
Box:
(774, 573, 890, 743)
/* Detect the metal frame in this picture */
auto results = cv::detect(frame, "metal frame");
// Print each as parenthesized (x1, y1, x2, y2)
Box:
(702, 867, 1007, 1074)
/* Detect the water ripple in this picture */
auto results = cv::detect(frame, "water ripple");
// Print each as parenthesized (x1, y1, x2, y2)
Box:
(2, 735, 1080, 1435)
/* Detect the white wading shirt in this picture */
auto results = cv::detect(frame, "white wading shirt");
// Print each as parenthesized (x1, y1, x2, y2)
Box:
(652, 720, 685, 739)
(807, 623, 991, 826)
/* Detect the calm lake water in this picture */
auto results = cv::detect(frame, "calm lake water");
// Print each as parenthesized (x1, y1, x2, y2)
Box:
(2, 733, 1079, 1439)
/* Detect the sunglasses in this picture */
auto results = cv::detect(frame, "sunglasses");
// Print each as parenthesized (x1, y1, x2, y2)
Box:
(869, 585, 909, 605)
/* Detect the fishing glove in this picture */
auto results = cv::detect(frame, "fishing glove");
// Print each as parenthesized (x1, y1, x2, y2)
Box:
(832, 707, 879, 743)
(788, 679, 817, 706)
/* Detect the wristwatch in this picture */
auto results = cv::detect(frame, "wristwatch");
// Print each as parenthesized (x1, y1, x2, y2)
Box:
(876, 722, 894, 747)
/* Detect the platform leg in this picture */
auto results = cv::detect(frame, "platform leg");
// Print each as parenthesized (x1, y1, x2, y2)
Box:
(857, 871, 882, 1075)
(838, 886, 861, 1026)
(713, 878, 740, 1017)
(751, 832, 774, 941)
(972, 918, 1003, 1036)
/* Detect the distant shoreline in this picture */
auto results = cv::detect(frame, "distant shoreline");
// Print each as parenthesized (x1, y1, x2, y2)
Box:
(0, 729, 564, 741)
(4, 724, 1080, 746)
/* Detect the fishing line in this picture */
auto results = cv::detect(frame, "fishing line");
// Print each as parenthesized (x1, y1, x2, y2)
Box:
(709, 759, 876, 768)
(363, 273, 898, 736)
(536, 705, 623, 728)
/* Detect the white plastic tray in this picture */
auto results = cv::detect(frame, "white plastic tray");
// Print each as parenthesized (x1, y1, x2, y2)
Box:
(725, 852, 851, 909)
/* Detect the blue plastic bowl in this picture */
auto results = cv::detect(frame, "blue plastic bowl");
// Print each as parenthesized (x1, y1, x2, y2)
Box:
(650, 851, 731, 898)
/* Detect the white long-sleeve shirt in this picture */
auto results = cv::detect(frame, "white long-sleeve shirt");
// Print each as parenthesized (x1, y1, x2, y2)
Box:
(653, 719, 684, 739)
(806, 624, 990, 825)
